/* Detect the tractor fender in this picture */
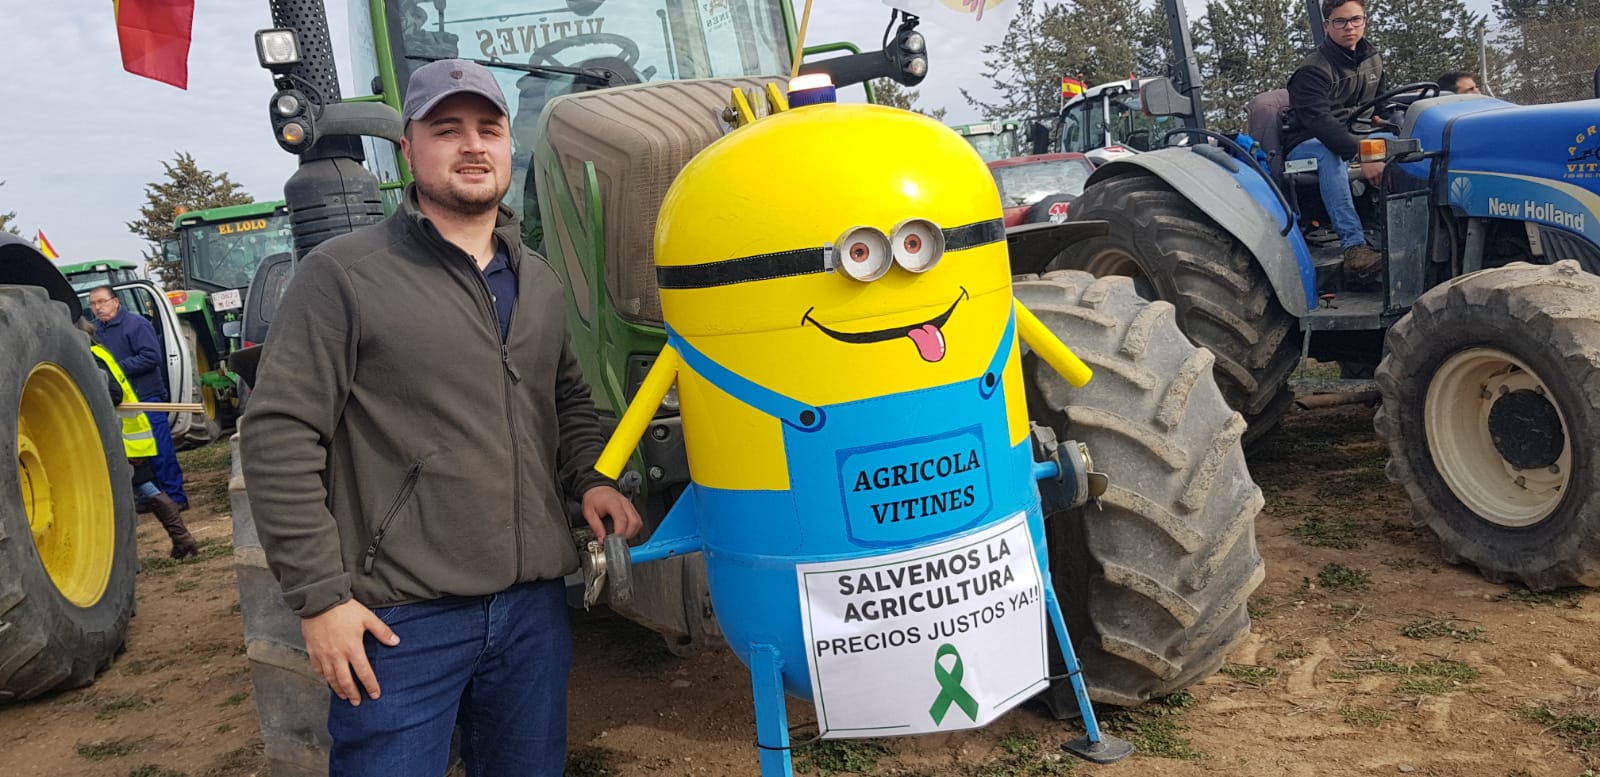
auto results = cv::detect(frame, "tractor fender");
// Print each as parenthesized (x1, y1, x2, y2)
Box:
(1087, 149, 1318, 318)
(0, 233, 79, 316)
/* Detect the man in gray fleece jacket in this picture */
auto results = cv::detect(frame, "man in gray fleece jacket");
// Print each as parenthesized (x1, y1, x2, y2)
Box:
(241, 59, 640, 776)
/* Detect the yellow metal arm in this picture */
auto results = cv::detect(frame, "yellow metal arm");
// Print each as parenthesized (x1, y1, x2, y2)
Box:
(596, 345, 682, 479)
(1015, 302, 1093, 388)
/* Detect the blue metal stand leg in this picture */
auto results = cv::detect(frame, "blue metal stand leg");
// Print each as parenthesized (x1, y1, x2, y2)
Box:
(749, 643, 795, 777)
(1044, 586, 1134, 763)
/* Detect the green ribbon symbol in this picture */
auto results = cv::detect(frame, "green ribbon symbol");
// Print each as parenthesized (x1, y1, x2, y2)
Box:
(927, 643, 980, 724)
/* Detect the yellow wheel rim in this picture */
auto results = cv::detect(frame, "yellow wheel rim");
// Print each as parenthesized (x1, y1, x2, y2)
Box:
(1425, 348, 1572, 527)
(196, 347, 219, 420)
(17, 363, 115, 607)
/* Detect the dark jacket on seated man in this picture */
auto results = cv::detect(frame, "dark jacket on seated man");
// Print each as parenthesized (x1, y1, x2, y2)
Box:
(1284, 37, 1384, 159)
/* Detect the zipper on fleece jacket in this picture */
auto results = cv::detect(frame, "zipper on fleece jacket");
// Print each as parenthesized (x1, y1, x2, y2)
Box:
(424, 222, 529, 578)
(363, 460, 424, 574)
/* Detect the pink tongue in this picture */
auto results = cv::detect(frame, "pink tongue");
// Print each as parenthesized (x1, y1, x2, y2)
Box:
(907, 324, 946, 362)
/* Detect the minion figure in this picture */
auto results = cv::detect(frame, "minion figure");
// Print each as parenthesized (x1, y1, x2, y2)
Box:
(597, 97, 1129, 776)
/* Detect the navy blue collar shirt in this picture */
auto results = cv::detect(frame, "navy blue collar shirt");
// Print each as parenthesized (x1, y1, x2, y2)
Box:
(483, 242, 518, 343)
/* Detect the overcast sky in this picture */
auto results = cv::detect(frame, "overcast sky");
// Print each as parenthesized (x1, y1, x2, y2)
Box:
(1, 0, 1488, 266)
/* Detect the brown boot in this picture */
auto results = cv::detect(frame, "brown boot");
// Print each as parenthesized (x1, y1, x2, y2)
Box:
(151, 494, 199, 559)
(1342, 244, 1384, 273)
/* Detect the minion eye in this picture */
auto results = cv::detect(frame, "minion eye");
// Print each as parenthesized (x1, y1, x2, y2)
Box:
(892, 219, 944, 273)
(834, 226, 891, 281)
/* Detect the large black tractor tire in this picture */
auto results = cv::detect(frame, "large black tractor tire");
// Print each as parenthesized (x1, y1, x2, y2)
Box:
(173, 320, 220, 450)
(1017, 271, 1266, 709)
(1375, 261, 1600, 590)
(1055, 174, 1302, 446)
(0, 287, 137, 701)
(230, 434, 331, 776)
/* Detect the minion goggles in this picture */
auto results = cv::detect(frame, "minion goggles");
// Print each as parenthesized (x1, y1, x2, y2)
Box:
(655, 218, 1005, 289)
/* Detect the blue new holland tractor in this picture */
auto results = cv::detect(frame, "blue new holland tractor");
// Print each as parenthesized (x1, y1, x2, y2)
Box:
(1056, 0, 1600, 591)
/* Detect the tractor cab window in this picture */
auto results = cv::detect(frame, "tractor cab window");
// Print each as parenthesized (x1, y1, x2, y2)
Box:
(183, 214, 295, 292)
(382, 0, 791, 217)
(1062, 88, 1173, 153)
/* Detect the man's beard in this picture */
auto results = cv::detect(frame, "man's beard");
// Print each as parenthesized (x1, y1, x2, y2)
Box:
(416, 171, 506, 218)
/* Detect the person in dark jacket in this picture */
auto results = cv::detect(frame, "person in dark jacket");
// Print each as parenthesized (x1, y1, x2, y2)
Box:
(90, 286, 189, 507)
(240, 59, 641, 777)
(80, 317, 197, 559)
(1284, 0, 1386, 273)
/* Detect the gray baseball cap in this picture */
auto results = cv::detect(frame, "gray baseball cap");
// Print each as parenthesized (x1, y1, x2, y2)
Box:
(402, 59, 509, 122)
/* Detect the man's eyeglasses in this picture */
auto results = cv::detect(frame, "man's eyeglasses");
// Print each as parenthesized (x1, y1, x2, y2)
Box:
(1327, 14, 1366, 28)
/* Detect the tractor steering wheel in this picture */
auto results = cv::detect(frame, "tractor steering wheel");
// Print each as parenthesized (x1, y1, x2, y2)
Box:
(527, 33, 641, 69)
(1347, 82, 1440, 135)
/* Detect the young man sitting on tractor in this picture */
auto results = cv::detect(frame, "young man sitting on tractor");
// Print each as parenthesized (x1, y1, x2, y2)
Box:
(1284, 0, 1386, 275)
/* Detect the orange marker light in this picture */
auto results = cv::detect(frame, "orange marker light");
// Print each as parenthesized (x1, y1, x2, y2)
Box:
(1360, 138, 1388, 164)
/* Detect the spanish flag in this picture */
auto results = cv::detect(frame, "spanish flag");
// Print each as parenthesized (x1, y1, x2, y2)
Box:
(1061, 77, 1087, 98)
(35, 230, 59, 261)
(114, 0, 195, 90)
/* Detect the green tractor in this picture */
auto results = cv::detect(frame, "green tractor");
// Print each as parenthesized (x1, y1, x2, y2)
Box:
(166, 201, 294, 437)
(0, 237, 139, 703)
(232, 1, 1265, 772)
(950, 119, 1023, 162)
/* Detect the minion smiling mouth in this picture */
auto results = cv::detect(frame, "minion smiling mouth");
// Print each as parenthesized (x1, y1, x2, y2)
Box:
(801, 288, 969, 363)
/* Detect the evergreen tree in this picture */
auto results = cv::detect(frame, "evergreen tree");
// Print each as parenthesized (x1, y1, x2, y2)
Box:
(127, 153, 254, 289)
(872, 78, 949, 121)
(1373, 0, 1486, 87)
(0, 181, 19, 236)
(1192, 0, 1306, 131)
(963, 1, 1072, 120)
(1491, 0, 1600, 103)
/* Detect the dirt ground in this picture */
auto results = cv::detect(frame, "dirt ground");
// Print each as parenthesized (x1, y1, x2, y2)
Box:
(3, 402, 1598, 777)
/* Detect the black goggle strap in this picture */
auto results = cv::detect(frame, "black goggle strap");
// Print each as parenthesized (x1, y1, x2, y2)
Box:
(655, 218, 1005, 290)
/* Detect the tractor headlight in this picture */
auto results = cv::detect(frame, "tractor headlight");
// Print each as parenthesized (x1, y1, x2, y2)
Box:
(255, 29, 302, 72)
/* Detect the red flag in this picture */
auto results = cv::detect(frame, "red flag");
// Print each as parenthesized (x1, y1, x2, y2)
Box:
(114, 0, 195, 89)
(1061, 77, 1086, 98)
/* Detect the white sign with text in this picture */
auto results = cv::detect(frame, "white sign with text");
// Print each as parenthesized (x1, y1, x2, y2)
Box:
(798, 513, 1048, 738)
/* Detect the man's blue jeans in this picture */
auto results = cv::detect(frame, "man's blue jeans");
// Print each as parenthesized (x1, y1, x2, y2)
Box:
(327, 580, 572, 777)
(1287, 138, 1365, 248)
(144, 411, 188, 505)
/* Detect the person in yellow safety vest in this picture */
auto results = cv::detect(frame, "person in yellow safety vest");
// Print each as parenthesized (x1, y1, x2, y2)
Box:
(82, 321, 198, 559)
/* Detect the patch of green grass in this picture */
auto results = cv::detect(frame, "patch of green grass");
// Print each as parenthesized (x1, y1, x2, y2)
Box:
(1328, 670, 1358, 680)
(1289, 515, 1366, 549)
(1418, 660, 1479, 682)
(1400, 618, 1487, 643)
(95, 694, 152, 720)
(191, 477, 231, 513)
(1316, 563, 1372, 591)
(1496, 587, 1585, 609)
(215, 723, 234, 735)
(173, 580, 199, 593)
(121, 659, 150, 676)
(1381, 557, 1431, 572)
(1340, 707, 1392, 727)
(125, 765, 185, 777)
(141, 538, 230, 574)
(1219, 664, 1279, 687)
(564, 746, 620, 777)
(176, 441, 231, 474)
(1352, 655, 1408, 674)
(1105, 692, 1202, 760)
(795, 739, 895, 776)
(222, 692, 249, 707)
(1396, 677, 1457, 696)
(963, 731, 1074, 777)
(1519, 704, 1600, 753)
(1247, 596, 1274, 620)
(76, 739, 139, 761)
(1275, 641, 1311, 660)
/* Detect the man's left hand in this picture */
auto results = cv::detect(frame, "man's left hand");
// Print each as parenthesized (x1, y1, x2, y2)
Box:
(1361, 160, 1385, 186)
(582, 485, 643, 540)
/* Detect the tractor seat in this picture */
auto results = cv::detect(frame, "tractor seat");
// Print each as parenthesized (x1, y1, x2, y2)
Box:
(1245, 88, 1362, 192)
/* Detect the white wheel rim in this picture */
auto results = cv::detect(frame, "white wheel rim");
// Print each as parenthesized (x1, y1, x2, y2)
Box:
(1424, 348, 1571, 527)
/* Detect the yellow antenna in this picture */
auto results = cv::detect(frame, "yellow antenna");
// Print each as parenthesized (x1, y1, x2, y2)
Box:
(790, 0, 814, 79)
